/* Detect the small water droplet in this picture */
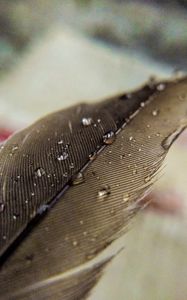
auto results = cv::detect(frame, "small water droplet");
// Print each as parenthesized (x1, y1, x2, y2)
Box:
(148, 135, 151, 139)
(57, 152, 69, 161)
(0, 202, 5, 213)
(103, 131, 115, 145)
(123, 193, 130, 202)
(73, 240, 78, 247)
(31, 192, 35, 197)
(58, 140, 63, 145)
(12, 146, 18, 151)
(81, 117, 93, 126)
(2, 235, 7, 240)
(89, 152, 97, 161)
(138, 148, 142, 152)
(140, 102, 145, 107)
(98, 185, 111, 200)
(72, 172, 84, 185)
(152, 109, 159, 116)
(157, 83, 165, 91)
(35, 167, 46, 177)
(144, 175, 151, 183)
(129, 136, 133, 141)
(13, 213, 19, 220)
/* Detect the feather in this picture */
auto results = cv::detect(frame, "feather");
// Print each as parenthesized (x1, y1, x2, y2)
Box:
(0, 76, 187, 299)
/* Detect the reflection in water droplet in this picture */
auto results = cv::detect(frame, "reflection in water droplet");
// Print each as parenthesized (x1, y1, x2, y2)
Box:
(103, 131, 115, 145)
(82, 117, 93, 126)
(162, 126, 186, 150)
(72, 172, 84, 185)
(57, 152, 69, 161)
(98, 185, 111, 200)
(35, 167, 46, 177)
(157, 83, 165, 91)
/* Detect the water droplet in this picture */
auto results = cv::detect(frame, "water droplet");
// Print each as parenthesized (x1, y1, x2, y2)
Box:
(129, 136, 133, 141)
(57, 152, 69, 161)
(72, 172, 84, 185)
(140, 102, 145, 107)
(103, 131, 115, 145)
(152, 109, 159, 116)
(12, 146, 18, 151)
(89, 152, 97, 161)
(2, 235, 7, 240)
(35, 167, 46, 177)
(144, 175, 151, 183)
(69, 162, 74, 169)
(37, 204, 49, 214)
(123, 193, 130, 202)
(73, 240, 78, 247)
(138, 148, 142, 152)
(81, 117, 93, 126)
(162, 126, 185, 150)
(157, 83, 165, 91)
(98, 185, 111, 200)
(13, 213, 19, 220)
(58, 140, 63, 145)
(31, 192, 35, 197)
(148, 135, 151, 139)
(0, 202, 5, 213)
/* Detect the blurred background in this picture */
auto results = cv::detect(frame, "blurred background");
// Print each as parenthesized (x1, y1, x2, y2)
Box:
(0, 1, 187, 299)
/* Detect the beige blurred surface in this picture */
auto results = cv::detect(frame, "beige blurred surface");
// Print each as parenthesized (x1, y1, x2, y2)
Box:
(0, 27, 186, 300)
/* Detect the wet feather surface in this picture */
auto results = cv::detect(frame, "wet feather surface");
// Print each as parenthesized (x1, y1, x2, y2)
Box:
(0, 77, 187, 299)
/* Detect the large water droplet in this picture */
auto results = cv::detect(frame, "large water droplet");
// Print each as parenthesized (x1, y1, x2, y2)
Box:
(103, 131, 115, 145)
(81, 117, 93, 126)
(35, 167, 46, 177)
(98, 185, 111, 200)
(57, 152, 69, 161)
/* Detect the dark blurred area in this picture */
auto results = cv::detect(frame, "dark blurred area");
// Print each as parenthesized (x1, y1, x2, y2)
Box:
(0, 0, 187, 77)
